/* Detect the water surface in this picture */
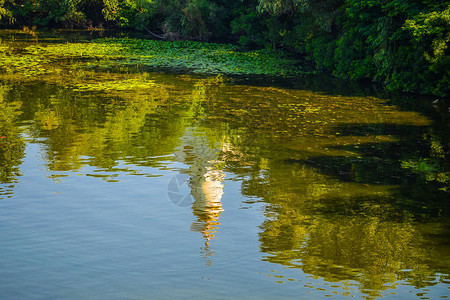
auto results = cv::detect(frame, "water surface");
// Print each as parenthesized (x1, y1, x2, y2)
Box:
(0, 31, 449, 299)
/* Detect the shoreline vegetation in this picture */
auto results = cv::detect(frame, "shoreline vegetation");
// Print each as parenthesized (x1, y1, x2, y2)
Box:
(0, 29, 313, 79)
(0, 0, 449, 98)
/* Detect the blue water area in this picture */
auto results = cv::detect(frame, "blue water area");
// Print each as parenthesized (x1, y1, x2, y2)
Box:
(0, 41, 449, 299)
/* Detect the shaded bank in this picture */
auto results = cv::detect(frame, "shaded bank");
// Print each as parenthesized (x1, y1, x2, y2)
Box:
(1, 1, 449, 97)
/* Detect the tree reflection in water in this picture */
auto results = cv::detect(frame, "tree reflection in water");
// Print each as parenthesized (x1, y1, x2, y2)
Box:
(254, 160, 444, 299)
(192, 80, 450, 298)
(0, 69, 448, 298)
(0, 84, 25, 200)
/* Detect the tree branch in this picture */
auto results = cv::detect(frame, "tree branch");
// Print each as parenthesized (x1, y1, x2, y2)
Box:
(143, 27, 165, 40)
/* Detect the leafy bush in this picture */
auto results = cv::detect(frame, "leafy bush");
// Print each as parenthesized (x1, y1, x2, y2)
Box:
(1, 0, 449, 96)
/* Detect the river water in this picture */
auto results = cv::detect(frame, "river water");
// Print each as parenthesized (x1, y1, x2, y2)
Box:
(0, 30, 449, 299)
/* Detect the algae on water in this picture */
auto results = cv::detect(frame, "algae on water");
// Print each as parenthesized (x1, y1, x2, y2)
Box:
(0, 35, 310, 80)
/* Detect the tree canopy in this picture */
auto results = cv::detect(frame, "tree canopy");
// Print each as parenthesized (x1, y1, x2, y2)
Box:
(1, 0, 449, 97)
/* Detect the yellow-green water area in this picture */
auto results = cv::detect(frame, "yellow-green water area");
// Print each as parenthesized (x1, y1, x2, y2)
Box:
(0, 30, 449, 300)
(0, 29, 309, 78)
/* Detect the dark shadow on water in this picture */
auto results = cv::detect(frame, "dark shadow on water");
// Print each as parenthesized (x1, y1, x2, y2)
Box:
(283, 121, 449, 220)
(331, 123, 429, 137)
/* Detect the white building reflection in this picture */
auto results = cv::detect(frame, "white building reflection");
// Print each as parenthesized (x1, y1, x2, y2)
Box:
(174, 127, 225, 263)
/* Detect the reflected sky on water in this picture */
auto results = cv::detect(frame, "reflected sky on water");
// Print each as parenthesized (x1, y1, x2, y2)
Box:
(0, 33, 449, 300)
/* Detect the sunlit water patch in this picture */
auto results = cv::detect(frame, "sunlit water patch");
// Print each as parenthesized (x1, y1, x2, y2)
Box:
(0, 32, 449, 299)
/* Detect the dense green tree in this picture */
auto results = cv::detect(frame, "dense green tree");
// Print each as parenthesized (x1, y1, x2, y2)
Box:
(404, 3, 450, 95)
(255, 0, 450, 96)
(0, 0, 14, 24)
(102, 0, 155, 29)
(0, 0, 449, 96)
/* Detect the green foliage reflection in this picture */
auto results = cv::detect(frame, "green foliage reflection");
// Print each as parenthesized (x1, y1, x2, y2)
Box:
(0, 84, 25, 198)
(0, 35, 448, 298)
(188, 80, 449, 298)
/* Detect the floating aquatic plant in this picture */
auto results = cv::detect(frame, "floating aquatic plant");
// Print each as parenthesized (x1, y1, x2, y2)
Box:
(0, 38, 305, 76)
(72, 78, 157, 92)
